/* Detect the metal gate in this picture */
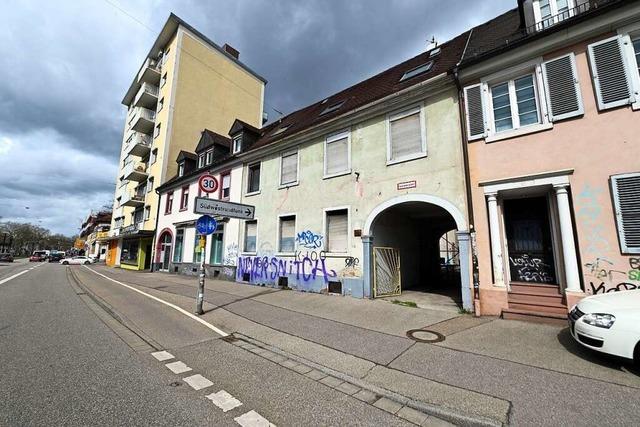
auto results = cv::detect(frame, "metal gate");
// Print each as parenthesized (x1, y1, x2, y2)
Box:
(373, 247, 401, 297)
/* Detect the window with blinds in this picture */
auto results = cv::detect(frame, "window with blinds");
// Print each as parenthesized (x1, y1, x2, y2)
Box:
(388, 107, 424, 162)
(244, 221, 257, 252)
(611, 173, 640, 253)
(280, 151, 298, 186)
(279, 216, 296, 253)
(326, 209, 348, 253)
(324, 131, 350, 177)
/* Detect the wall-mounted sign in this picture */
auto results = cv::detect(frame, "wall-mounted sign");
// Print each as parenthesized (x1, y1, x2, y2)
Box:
(397, 180, 417, 190)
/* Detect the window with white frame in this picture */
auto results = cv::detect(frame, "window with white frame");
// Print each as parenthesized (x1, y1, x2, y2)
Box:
(178, 162, 184, 177)
(247, 163, 260, 194)
(533, 0, 574, 30)
(326, 209, 348, 253)
(633, 38, 640, 77)
(611, 172, 640, 253)
(387, 105, 425, 163)
(233, 136, 242, 154)
(280, 150, 298, 186)
(205, 150, 213, 165)
(279, 216, 296, 253)
(198, 154, 205, 168)
(490, 74, 540, 133)
(244, 220, 257, 253)
(324, 131, 350, 177)
(221, 173, 231, 200)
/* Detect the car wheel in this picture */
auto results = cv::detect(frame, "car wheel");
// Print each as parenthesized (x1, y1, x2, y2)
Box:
(84, 261, 90, 265)
(62, 261, 69, 265)
(634, 342, 640, 365)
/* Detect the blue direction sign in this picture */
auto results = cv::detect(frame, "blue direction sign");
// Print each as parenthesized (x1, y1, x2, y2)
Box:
(196, 215, 218, 235)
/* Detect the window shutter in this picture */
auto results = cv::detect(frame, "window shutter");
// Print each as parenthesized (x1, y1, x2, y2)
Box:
(464, 84, 486, 140)
(390, 111, 422, 160)
(326, 137, 349, 175)
(611, 173, 640, 253)
(279, 217, 295, 252)
(588, 36, 632, 110)
(327, 211, 348, 252)
(281, 152, 298, 185)
(542, 53, 584, 121)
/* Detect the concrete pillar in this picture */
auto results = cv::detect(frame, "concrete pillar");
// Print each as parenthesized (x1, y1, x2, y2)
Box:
(361, 235, 373, 299)
(486, 193, 504, 286)
(554, 185, 581, 292)
(456, 231, 473, 311)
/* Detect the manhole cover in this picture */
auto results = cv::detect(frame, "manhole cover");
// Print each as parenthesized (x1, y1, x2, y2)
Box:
(406, 329, 445, 343)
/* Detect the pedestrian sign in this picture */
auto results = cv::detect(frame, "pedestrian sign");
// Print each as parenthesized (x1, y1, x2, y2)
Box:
(196, 215, 217, 235)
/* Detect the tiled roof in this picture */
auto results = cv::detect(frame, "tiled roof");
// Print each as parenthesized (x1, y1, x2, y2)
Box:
(195, 129, 232, 153)
(247, 30, 471, 152)
(461, 8, 524, 64)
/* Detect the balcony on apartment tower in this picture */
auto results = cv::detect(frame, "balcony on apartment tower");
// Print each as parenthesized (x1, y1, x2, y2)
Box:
(129, 106, 156, 134)
(125, 131, 152, 157)
(133, 82, 159, 109)
(122, 160, 149, 182)
(120, 189, 146, 207)
(137, 57, 161, 86)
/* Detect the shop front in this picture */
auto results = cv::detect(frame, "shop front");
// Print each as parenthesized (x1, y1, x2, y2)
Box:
(116, 225, 155, 271)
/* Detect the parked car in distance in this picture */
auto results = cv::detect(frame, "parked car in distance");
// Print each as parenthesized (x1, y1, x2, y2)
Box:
(49, 253, 64, 262)
(59, 256, 92, 265)
(0, 253, 14, 262)
(569, 290, 640, 363)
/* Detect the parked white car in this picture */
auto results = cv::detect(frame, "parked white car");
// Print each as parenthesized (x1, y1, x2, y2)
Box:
(59, 256, 92, 265)
(569, 290, 640, 363)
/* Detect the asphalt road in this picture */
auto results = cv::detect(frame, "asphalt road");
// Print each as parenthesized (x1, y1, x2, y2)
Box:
(0, 262, 414, 426)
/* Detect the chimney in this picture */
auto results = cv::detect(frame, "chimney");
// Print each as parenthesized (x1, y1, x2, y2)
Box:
(222, 44, 239, 60)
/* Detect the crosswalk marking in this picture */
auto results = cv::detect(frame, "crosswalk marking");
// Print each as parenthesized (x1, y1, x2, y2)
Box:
(234, 410, 275, 427)
(165, 361, 192, 374)
(183, 374, 213, 390)
(206, 390, 243, 412)
(151, 350, 174, 361)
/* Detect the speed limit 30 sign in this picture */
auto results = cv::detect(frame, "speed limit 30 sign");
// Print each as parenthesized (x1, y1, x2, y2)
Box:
(198, 173, 219, 193)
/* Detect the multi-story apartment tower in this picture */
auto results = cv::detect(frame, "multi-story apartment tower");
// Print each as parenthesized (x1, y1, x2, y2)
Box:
(107, 14, 266, 270)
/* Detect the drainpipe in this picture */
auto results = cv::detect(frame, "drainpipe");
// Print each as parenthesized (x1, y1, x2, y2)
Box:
(151, 187, 163, 272)
(452, 66, 481, 316)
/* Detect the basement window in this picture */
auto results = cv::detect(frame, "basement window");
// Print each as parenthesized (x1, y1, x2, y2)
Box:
(320, 100, 346, 116)
(400, 61, 434, 82)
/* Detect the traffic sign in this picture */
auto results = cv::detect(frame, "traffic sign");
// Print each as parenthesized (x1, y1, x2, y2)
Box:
(198, 173, 219, 194)
(194, 197, 255, 220)
(196, 215, 218, 235)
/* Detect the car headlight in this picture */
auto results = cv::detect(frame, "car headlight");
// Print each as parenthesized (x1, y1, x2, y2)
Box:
(582, 313, 616, 329)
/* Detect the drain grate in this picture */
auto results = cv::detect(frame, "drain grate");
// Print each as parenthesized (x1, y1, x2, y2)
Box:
(406, 329, 445, 343)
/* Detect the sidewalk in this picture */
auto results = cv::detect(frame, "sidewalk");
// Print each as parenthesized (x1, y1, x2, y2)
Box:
(90, 266, 640, 426)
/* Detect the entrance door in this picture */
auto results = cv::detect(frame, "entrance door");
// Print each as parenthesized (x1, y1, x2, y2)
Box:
(159, 233, 172, 271)
(504, 197, 557, 284)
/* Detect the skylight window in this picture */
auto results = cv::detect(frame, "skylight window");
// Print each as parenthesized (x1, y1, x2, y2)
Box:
(429, 47, 441, 57)
(271, 125, 290, 136)
(320, 100, 345, 116)
(400, 61, 434, 82)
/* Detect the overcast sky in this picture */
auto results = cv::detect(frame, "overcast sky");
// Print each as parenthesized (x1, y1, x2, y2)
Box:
(0, 0, 514, 236)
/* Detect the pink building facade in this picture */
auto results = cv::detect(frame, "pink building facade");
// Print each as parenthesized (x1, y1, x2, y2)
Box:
(459, 0, 640, 319)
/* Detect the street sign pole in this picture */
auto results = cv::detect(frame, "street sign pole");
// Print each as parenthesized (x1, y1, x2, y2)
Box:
(195, 215, 218, 316)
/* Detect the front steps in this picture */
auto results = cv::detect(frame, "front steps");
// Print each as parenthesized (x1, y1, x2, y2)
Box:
(502, 283, 568, 325)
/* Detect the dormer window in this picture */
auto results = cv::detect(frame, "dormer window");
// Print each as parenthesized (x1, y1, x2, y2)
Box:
(400, 61, 434, 82)
(205, 150, 213, 165)
(533, 0, 574, 30)
(320, 100, 345, 116)
(178, 162, 185, 177)
(233, 136, 242, 154)
(198, 154, 205, 168)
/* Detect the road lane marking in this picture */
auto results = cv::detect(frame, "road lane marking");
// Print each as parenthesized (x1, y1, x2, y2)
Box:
(165, 361, 192, 374)
(151, 350, 174, 361)
(83, 266, 228, 337)
(183, 374, 214, 390)
(234, 410, 275, 427)
(0, 270, 31, 285)
(207, 390, 243, 412)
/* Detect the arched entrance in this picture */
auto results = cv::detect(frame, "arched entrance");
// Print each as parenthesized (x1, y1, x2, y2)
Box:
(157, 230, 173, 272)
(363, 194, 472, 310)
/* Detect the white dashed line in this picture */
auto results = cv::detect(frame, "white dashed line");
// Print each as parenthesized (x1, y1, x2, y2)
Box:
(234, 410, 275, 427)
(0, 270, 31, 286)
(84, 266, 228, 337)
(207, 390, 243, 412)
(165, 361, 192, 374)
(183, 374, 214, 390)
(151, 351, 174, 361)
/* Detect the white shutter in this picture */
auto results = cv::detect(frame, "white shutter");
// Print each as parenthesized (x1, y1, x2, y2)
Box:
(327, 210, 348, 253)
(464, 84, 486, 140)
(390, 110, 423, 160)
(588, 36, 632, 110)
(280, 152, 298, 185)
(325, 136, 349, 175)
(611, 173, 640, 253)
(279, 216, 295, 252)
(542, 53, 584, 121)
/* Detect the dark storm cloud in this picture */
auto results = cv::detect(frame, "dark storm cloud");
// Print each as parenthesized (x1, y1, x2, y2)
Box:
(0, 0, 514, 235)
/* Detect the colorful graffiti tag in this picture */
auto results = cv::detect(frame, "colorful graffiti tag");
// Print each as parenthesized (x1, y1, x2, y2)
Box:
(236, 255, 337, 283)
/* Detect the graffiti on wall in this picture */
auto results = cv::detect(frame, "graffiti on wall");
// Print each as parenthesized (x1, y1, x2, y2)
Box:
(340, 256, 361, 277)
(236, 254, 337, 283)
(585, 257, 640, 294)
(295, 231, 323, 249)
(509, 254, 555, 283)
(223, 243, 238, 266)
